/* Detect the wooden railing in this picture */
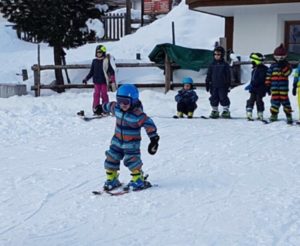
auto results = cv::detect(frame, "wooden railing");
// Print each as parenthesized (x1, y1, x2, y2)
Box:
(31, 61, 183, 97)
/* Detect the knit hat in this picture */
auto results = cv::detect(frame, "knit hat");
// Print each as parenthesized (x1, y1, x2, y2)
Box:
(273, 44, 287, 56)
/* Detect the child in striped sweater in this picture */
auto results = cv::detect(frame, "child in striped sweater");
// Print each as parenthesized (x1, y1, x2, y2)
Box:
(265, 44, 293, 124)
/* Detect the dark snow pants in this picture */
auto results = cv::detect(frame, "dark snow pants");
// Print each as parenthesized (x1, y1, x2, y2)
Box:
(177, 101, 197, 114)
(209, 87, 230, 107)
(246, 93, 265, 112)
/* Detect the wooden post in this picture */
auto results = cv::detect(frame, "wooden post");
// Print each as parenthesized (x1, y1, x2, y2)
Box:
(125, 0, 131, 35)
(141, 0, 144, 27)
(32, 44, 42, 97)
(33, 67, 41, 97)
(219, 37, 227, 61)
(172, 22, 175, 45)
(164, 54, 171, 93)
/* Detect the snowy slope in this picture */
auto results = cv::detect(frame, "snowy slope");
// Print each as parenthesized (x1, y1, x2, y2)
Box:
(1, 87, 300, 246)
(1, 2, 300, 246)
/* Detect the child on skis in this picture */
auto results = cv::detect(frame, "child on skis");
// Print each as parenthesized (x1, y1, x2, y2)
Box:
(82, 45, 116, 115)
(93, 84, 160, 191)
(174, 77, 198, 119)
(205, 46, 231, 118)
(245, 53, 268, 120)
(265, 44, 293, 124)
(293, 63, 300, 124)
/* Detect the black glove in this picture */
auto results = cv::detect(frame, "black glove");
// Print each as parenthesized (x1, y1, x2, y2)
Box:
(82, 79, 87, 84)
(93, 104, 103, 115)
(292, 86, 297, 96)
(266, 87, 271, 95)
(205, 82, 210, 92)
(148, 135, 159, 155)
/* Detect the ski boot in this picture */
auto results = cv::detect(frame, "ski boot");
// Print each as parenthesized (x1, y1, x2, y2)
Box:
(77, 110, 85, 117)
(286, 114, 293, 125)
(221, 110, 231, 119)
(257, 112, 264, 121)
(209, 110, 219, 119)
(93, 105, 103, 116)
(269, 113, 278, 122)
(173, 111, 184, 119)
(103, 170, 121, 191)
(124, 170, 151, 191)
(177, 111, 184, 118)
(246, 111, 253, 121)
(187, 112, 193, 119)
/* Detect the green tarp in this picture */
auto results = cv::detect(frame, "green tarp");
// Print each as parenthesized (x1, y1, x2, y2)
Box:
(148, 43, 213, 71)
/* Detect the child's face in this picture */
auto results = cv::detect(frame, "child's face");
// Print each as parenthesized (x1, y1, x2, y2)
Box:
(117, 96, 131, 111)
(183, 84, 191, 90)
(96, 52, 103, 58)
(214, 52, 222, 60)
(120, 103, 130, 111)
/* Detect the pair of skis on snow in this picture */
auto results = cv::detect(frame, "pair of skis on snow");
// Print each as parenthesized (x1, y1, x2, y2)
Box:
(172, 114, 268, 122)
(77, 110, 110, 121)
(92, 174, 156, 196)
(200, 115, 269, 124)
(92, 182, 156, 196)
(171, 114, 299, 125)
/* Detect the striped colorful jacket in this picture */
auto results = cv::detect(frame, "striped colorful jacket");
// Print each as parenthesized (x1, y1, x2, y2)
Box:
(103, 101, 158, 148)
(265, 61, 292, 99)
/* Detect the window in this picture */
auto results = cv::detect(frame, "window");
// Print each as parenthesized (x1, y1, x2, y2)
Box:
(285, 21, 300, 54)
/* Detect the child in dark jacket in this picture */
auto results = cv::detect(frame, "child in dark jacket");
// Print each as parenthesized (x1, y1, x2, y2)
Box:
(83, 45, 116, 114)
(245, 53, 268, 120)
(93, 84, 159, 191)
(265, 44, 293, 124)
(205, 46, 231, 118)
(174, 77, 198, 119)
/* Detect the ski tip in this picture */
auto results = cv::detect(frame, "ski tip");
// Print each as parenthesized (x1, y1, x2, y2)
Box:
(77, 110, 85, 116)
(92, 191, 102, 195)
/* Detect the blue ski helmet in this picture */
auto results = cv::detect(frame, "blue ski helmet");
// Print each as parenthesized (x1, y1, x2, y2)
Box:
(182, 77, 193, 84)
(117, 84, 139, 104)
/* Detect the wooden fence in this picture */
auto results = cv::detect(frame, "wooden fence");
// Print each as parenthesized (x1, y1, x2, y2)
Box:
(30, 60, 184, 97)
(13, 14, 128, 43)
(102, 13, 127, 41)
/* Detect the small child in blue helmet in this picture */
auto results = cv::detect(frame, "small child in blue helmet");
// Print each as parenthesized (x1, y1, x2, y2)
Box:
(93, 84, 159, 191)
(174, 77, 198, 119)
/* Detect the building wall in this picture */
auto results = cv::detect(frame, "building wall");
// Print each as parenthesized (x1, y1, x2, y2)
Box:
(234, 11, 277, 55)
(233, 5, 300, 55)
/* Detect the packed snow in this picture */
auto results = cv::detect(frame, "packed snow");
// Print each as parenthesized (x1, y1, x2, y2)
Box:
(1, 2, 300, 246)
